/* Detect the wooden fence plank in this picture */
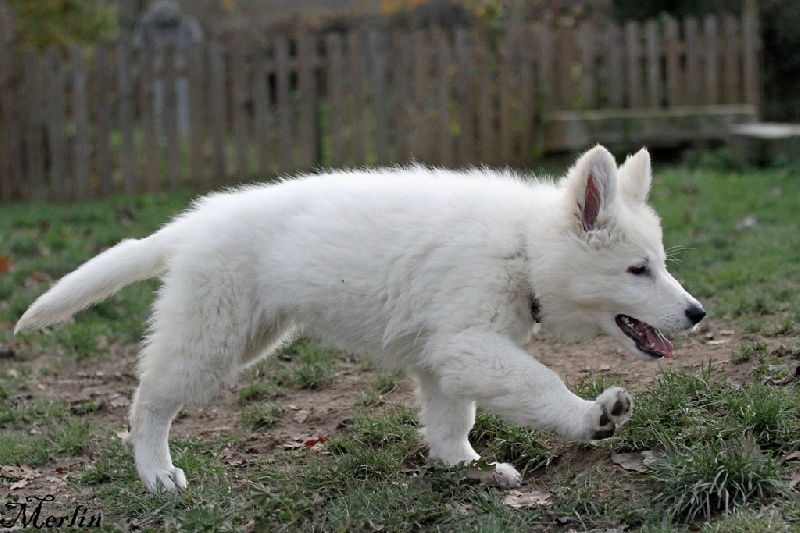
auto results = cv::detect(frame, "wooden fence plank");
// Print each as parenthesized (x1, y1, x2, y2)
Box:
(326, 34, 345, 167)
(742, 11, 759, 111)
(498, 35, 513, 163)
(94, 44, 113, 196)
(23, 49, 45, 200)
(624, 20, 642, 108)
(664, 17, 682, 106)
(537, 24, 555, 112)
(645, 20, 660, 108)
(273, 35, 292, 172)
(208, 40, 227, 184)
(0, 6, 11, 200)
(703, 15, 719, 105)
(230, 40, 250, 179)
(392, 31, 412, 163)
(298, 33, 318, 169)
(435, 30, 452, 167)
(411, 30, 430, 162)
(252, 40, 272, 176)
(578, 23, 596, 109)
(684, 17, 701, 106)
(454, 29, 473, 166)
(722, 14, 740, 104)
(139, 44, 158, 192)
(45, 47, 67, 199)
(187, 42, 207, 185)
(0, 11, 22, 200)
(607, 22, 624, 108)
(518, 24, 534, 165)
(163, 44, 181, 189)
(71, 46, 91, 199)
(556, 27, 575, 108)
(477, 33, 494, 165)
(369, 32, 389, 165)
(117, 42, 137, 195)
(348, 32, 366, 165)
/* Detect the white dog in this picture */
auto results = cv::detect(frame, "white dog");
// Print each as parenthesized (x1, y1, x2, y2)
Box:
(16, 145, 704, 492)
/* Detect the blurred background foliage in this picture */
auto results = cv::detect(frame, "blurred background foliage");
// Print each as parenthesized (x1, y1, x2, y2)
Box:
(5, 0, 117, 50)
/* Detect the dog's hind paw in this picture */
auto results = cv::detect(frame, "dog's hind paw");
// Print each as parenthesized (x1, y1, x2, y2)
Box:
(122, 428, 135, 456)
(465, 461, 522, 488)
(140, 466, 188, 493)
(492, 462, 523, 488)
(584, 387, 633, 441)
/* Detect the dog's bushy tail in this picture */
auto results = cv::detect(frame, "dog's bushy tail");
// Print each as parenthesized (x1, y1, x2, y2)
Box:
(15, 228, 173, 333)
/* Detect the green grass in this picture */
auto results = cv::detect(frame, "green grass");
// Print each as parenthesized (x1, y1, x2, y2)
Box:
(651, 162, 800, 334)
(650, 437, 787, 522)
(241, 401, 285, 431)
(1, 158, 800, 530)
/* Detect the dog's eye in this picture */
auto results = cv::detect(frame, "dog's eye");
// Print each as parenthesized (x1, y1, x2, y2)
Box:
(627, 265, 648, 276)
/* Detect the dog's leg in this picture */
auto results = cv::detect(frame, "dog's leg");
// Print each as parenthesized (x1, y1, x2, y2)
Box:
(125, 375, 186, 492)
(124, 314, 292, 492)
(416, 370, 522, 487)
(416, 370, 480, 464)
(431, 331, 632, 443)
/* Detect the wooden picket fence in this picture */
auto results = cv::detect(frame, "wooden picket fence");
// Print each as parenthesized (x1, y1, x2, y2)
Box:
(0, 8, 760, 202)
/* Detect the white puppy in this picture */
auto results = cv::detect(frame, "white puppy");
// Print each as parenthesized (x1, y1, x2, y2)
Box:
(16, 145, 704, 492)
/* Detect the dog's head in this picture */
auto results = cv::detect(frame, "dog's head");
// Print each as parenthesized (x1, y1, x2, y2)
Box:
(538, 145, 704, 360)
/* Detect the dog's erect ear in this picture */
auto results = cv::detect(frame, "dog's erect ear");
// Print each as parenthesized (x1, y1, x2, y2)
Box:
(568, 145, 617, 232)
(617, 148, 652, 204)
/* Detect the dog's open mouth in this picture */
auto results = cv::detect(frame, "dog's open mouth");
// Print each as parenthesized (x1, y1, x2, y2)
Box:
(615, 315, 674, 359)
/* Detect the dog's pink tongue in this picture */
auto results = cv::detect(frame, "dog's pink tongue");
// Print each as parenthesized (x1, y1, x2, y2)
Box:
(646, 328, 674, 359)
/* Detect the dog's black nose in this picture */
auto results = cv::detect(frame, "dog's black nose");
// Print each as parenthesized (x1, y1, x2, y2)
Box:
(685, 304, 706, 325)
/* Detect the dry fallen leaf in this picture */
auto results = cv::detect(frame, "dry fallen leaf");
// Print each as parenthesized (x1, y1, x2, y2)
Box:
(303, 436, 326, 448)
(503, 489, 551, 508)
(454, 503, 472, 515)
(611, 449, 661, 473)
(784, 451, 800, 462)
(109, 394, 131, 408)
(10, 479, 30, 490)
(790, 472, 800, 489)
(1, 465, 36, 480)
(280, 435, 327, 449)
(771, 366, 799, 386)
(293, 409, 310, 424)
(46, 476, 67, 491)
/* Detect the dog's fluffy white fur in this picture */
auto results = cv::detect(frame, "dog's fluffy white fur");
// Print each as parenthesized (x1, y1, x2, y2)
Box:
(16, 146, 704, 492)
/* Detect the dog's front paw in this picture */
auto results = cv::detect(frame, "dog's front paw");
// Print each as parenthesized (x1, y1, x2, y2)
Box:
(140, 466, 188, 493)
(584, 386, 633, 440)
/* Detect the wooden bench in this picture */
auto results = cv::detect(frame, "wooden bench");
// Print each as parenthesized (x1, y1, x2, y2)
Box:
(542, 105, 758, 153)
(728, 123, 800, 165)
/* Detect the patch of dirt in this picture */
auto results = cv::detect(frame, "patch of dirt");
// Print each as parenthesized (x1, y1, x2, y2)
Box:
(2, 319, 797, 519)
